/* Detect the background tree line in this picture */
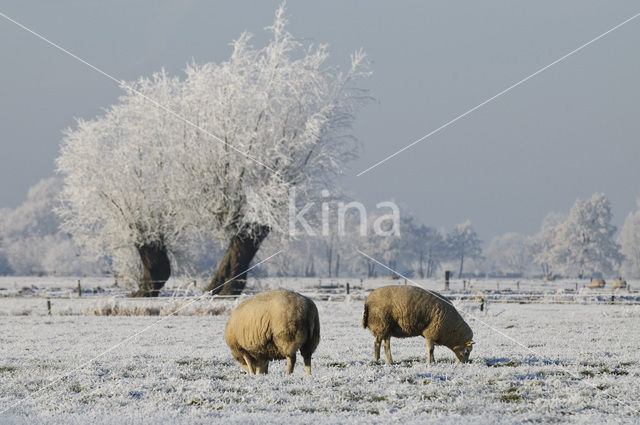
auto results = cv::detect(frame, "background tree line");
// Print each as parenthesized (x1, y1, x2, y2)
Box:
(2, 177, 637, 285)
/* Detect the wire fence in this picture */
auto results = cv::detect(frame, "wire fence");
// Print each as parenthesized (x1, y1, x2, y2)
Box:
(1, 276, 639, 318)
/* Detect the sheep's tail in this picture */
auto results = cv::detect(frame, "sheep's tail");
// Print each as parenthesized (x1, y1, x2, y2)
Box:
(362, 304, 369, 329)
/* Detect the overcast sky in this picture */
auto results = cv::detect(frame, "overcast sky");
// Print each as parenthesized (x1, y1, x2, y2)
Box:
(1, 0, 639, 241)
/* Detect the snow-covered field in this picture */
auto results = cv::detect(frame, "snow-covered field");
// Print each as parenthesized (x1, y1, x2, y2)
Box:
(1, 277, 639, 423)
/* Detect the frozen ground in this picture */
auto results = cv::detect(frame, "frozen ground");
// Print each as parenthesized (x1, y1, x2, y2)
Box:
(0, 278, 639, 423)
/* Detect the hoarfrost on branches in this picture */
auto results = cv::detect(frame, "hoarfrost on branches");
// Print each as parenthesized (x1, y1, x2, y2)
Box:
(177, 5, 370, 293)
(530, 211, 566, 277)
(485, 232, 532, 277)
(176, 6, 370, 243)
(0, 178, 102, 276)
(548, 193, 622, 278)
(445, 220, 483, 278)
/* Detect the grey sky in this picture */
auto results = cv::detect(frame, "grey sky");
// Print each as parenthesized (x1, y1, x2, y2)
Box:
(1, 0, 639, 242)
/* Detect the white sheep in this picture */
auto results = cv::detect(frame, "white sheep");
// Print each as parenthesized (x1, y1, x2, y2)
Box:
(363, 285, 474, 364)
(225, 290, 320, 375)
(589, 278, 606, 289)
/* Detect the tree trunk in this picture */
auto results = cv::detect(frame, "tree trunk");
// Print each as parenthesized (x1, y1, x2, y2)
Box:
(427, 255, 436, 279)
(132, 243, 171, 297)
(426, 251, 433, 279)
(367, 260, 376, 278)
(207, 224, 270, 295)
(305, 257, 315, 277)
(335, 253, 340, 278)
(458, 252, 465, 279)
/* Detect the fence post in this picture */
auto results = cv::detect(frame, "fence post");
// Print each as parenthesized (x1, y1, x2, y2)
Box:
(444, 270, 450, 291)
(346, 282, 350, 295)
(77, 279, 82, 297)
(47, 298, 52, 315)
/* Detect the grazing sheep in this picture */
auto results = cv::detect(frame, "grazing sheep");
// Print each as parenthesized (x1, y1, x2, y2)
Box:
(589, 278, 606, 289)
(362, 285, 474, 364)
(225, 290, 320, 375)
(542, 275, 556, 282)
(611, 279, 627, 291)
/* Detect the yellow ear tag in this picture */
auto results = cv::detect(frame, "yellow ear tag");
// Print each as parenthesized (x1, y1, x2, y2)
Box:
(465, 341, 472, 347)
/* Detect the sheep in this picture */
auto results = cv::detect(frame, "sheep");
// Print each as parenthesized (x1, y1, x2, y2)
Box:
(589, 278, 606, 289)
(225, 290, 320, 376)
(611, 279, 627, 291)
(362, 285, 474, 364)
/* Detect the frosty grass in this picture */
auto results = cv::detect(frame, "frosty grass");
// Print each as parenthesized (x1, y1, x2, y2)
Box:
(0, 277, 638, 424)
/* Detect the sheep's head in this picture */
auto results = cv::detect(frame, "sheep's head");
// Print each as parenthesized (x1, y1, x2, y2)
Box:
(453, 341, 474, 363)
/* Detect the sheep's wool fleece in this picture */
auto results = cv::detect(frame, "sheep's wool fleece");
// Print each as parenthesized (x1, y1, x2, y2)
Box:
(225, 290, 319, 361)
(364, 285, 472, 348)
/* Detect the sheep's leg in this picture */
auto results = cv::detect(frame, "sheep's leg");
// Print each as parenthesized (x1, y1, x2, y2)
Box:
(286, 354, 296, 375)
(383, 338, 392, 365)
(374, 337, 381, 362)
(426, 339, 435, 363)
(303, 355, 312, 375)
(243, 355, 255, 375)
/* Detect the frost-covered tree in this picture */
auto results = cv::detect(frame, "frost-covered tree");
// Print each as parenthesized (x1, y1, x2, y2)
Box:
(1, 179, 62, 276)
(549, 193, 622, 278)
(2, 178, 61, 239)
(618, 199, 640, 278)
(406, 222, 446, 279)
(176, 7, 369, 294)
(0, 208, 9, 274)
(530, 212, 566, 277)
(0, 209, 14, 275)
(0, 249, 10, 275)
(310, 194, 354, 278)
(446, 220, 482, 278)
(355, 206, 403, 277)
(0, 177, 103, 276)
(485, 232, 532, 277)
(57, 72, 190, 296)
